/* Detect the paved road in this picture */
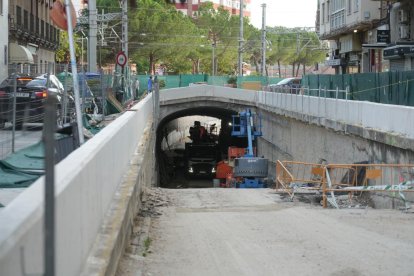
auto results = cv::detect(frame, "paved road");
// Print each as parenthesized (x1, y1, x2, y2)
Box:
(117, 188, 414, 276)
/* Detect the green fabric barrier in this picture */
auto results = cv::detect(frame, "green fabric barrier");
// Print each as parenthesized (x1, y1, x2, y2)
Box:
(354, 73, 378, 102)
(83, 114, 102, 135)
(0, 162, 39, 188)
(318, 75, 332, 97)
(237, 76, 265, 88)
(0, 142, 45, 174)
(304, 70, 414, 106)
(207, 76, 230, 86)
(180, 74, 207, 87)
(160, 75, 180, 89)
(268, 77, 284, 85)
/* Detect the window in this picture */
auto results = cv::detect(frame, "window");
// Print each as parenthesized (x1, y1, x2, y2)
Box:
(24, 10, 28, 30)
(322, 3, 325, 24)
(50, 25, 53, 41)
(4, 45, 7, 65)
(347, 0, 351, 15)
(46, 23, 49, 40)
(354, 0, 359, 12)
(0, 0, 3, 15)
(16, 6, 22, 26)
(30, 13, 34, 32)
(41, 20, 44, 38)
(327, 1, 330, 22)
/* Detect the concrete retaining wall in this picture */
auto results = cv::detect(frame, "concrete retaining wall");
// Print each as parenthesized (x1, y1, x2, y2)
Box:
(0, 96, 154, 276)
(160, 85, 414, 150)
(161, 86, 414, 207)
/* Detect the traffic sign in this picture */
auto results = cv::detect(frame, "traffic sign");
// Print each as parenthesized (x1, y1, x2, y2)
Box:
(116, 51, 127, 67)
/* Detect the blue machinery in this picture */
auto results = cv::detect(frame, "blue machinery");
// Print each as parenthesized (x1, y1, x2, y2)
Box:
(231, 109, 268, 188)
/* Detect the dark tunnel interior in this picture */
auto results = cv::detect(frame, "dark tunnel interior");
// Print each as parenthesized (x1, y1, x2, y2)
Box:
(156, 107, 249, 188)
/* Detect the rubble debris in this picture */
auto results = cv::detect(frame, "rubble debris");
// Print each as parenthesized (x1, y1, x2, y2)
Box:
(139, 188, 170, 218)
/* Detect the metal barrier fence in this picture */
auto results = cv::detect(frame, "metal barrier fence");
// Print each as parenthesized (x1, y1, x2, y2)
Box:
(302, 70, 414, 106)
(0, 63, 139, 159)
(276, 160, 414, 210)
(132, 75, 283, 92)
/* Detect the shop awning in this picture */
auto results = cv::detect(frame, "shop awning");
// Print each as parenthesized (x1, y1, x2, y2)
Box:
(362, 43, 388, 49)
(383, 44, 414, 59)
(9, 43, 34, 64)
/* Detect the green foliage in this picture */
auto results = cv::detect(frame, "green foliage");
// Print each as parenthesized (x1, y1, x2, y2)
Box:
(158, 79, 166, 88)
(227, 76, 237, 85)
(88, 0, 327, 75)
(56, 32, 81, 63)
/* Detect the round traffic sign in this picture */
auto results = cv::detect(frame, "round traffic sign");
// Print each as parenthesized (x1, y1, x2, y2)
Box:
(116, 52, 127, 67)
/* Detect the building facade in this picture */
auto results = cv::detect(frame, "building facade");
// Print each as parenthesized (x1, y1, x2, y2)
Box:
(0, 0, 8, 81)
(173, 0, 251, 18)
(318, 0, 387, 74)
(383, 1, 414, 71)
(8, 0, 59, 74)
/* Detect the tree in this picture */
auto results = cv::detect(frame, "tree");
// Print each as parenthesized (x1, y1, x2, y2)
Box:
(56, 31, 81, 63)
(195, 2, 241, 75)
(129, 0, 202, 74)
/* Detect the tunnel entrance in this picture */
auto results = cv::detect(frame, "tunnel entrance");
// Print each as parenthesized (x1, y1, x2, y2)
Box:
(156, 107, 248, 189)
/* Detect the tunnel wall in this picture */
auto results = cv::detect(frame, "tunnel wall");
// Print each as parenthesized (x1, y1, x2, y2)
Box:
(160, 86, 414, 141)
(160, 86, 414, 207)
(0, 96, 154, 276)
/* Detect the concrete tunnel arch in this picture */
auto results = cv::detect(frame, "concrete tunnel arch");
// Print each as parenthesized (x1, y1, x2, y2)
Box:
(155, 105, 251, 187)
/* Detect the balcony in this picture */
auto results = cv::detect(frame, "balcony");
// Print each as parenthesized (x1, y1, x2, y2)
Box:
(9, 16, 58, 50)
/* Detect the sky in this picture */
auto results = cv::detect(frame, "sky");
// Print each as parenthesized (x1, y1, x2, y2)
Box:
(250, 0, 318, 29)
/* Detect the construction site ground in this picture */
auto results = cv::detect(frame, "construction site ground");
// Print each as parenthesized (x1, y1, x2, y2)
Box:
(117, 187, 414, 276)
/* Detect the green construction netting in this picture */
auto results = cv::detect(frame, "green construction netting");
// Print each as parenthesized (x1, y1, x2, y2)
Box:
(180, 74, 207, 87)
(83, 114, 102, 135)
(268, 77, 284, 85)
(0, 163, 40, 188)
(0, 133, 78, 188)
(0, 142, 45, 174)
(208, 76, 230, 86)
(302, 70, 414, 106)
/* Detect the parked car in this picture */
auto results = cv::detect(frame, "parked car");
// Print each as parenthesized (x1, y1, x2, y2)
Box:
(268, 77, 302, 94)
(0, 73, 74, 128)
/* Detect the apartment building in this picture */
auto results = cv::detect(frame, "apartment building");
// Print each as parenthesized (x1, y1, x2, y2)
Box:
(8, 0, 59, 74)
(383, 0, 414, 71)
(173, 0, 251, 18)
(0, 0, 8, 81)
(318, 0, 387, 74)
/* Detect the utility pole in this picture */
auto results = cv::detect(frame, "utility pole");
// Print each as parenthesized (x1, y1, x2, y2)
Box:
(238, 0, 244, 76)
(121, 0, 128, 59)
(88, 0, 98, 72)
(212, 42, 216, 76)
(261, 3, 266, 76)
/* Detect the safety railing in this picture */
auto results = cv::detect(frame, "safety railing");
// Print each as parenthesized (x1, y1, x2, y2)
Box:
(275, 160, 414, 209)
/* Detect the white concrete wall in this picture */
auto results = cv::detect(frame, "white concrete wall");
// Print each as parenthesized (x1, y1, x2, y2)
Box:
(0, 96, 153, 276)
(161, 86, 414, 139)
(0, 0, 8, 81)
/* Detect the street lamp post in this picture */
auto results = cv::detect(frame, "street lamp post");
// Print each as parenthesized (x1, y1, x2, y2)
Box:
(212, 42, 216, 76)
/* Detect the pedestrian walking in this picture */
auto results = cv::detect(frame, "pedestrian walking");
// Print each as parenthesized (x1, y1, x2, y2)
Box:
(147, 76, 153, 94)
